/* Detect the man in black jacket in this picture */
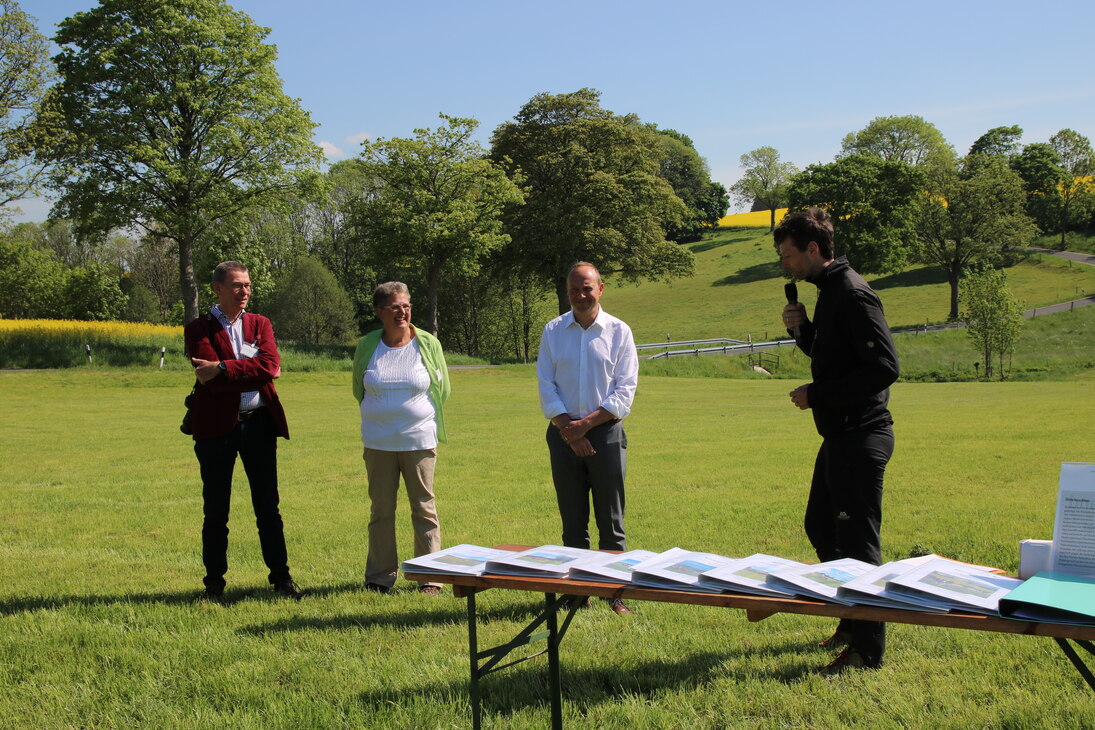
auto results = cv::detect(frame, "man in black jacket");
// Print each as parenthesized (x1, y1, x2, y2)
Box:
(776, 208, 899, 673)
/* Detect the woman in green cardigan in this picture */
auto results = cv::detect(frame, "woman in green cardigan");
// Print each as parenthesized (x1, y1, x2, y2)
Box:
(352, 281, 450, 594)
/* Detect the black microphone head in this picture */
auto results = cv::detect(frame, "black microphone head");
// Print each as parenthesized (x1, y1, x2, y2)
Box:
(784, 281, 798, 304)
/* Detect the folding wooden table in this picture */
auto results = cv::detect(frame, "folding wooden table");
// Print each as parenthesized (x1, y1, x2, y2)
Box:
(404, 545, 1095, 729)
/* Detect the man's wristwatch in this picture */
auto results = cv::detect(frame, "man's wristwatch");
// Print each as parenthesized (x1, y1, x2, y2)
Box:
(217, 361, 227, 372)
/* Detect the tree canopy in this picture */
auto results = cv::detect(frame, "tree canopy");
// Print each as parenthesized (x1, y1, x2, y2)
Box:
(647, 126, 728, 241)
(786, 154, 923, 275)
(969, 125, 1023, 158)
(48, 0, 323, 322)
(729, 146, 798, 231)
(354, 114, 524, 335)
(916, 153, 1035, 320)
(490, 88, 692, 314)
(0, 0, 57, 210)
(840, 114, 954, 167)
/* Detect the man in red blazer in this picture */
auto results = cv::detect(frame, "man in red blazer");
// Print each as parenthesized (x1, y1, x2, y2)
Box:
(184, 261, 302, 602)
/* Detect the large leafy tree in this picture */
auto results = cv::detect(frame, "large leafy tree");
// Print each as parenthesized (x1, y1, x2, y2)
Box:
(48, 0, 322, 323)
(1049, 128, 1095, 248)
(0, 0, 58, 210)
(647, 126, 727, 241)
(491, 88, 692, 315)
(1011, 142, 1064, 233)
(969, 125, 1023, 158)
(786, 154, 923, 275)
(916, 154, 1035, 321)
(840, 114, 954, 167)
(729, 146, 798, 231)
(354, 114, 524, 336)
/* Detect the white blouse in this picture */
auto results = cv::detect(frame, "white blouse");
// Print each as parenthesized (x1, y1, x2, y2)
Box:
(360, 338, 437, 451)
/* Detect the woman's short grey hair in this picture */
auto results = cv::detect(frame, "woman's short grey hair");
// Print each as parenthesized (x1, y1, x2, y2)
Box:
(373, 281, 410, 308)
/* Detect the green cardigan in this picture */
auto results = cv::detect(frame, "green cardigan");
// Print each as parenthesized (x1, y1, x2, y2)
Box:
(352, 327, 451, 443)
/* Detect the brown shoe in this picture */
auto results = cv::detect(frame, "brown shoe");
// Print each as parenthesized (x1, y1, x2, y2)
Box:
(605, 598, 631, 615)
(822, 648, 875, 675)
(818, 629, 852, 649)
(419, 585, 441, 596)
(364, 582, 391, 595)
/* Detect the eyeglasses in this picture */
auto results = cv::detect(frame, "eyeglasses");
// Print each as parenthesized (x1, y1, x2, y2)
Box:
(379, 304, 412, 312)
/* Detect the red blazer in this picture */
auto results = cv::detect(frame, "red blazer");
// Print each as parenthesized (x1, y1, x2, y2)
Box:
(183, 311, 290, 440)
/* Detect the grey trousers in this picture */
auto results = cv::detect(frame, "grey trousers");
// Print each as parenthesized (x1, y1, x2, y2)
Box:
(546, 420, 627, 550)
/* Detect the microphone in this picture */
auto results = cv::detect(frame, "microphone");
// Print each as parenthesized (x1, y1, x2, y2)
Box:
(784, 282, 801, 338)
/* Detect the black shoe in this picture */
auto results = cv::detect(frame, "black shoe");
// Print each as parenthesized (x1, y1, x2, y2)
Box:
(272, 579, 304, 600)
(365, 582, 391, 595)
(196, 587, 224, 604)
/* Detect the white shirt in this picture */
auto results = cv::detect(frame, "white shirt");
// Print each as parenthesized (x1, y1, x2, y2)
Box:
(360, 338, 438, 451)
(537, 308, 638, 421)
(211, 305, 263, 412)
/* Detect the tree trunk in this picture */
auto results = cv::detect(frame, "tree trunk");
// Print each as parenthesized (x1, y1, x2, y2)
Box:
(769, 208, 776, 232)
(555, 276, 568, 316)
(179, 236, 199, 324)
(947, 266, 961, 321)
(424, 265, 440, 336)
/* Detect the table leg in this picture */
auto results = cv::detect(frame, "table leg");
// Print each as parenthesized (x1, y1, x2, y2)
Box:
(1055, 638, 1095, 694)
(546, 592, 562, 730)
(468, 590, 481, 730)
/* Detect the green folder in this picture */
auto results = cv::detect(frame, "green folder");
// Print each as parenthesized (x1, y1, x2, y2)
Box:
(998, 571, 1095, 625)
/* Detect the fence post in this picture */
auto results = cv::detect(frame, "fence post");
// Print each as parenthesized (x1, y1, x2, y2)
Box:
(85, 344, 92, 365)
(159, 346, 166, 369)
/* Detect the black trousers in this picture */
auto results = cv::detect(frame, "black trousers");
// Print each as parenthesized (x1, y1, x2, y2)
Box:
(546, 421, 627, 551)
(194, 408, 290, 590)
(805, 425, 894, 666)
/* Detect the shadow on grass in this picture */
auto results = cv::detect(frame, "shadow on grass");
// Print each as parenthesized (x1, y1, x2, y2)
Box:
(236, 594, 548, 636)
(712, 261, 784, 287)
(353, 639, 818, 722)
(869, 266, 948, 290)
(0, 580, 372, 614)
(689, 228, 762, 254)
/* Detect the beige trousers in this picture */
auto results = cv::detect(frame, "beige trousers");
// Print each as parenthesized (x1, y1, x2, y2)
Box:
(363, 447, 441, 588)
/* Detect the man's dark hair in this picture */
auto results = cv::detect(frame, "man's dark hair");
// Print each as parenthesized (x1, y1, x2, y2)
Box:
(213, 261, 248, 284)
(773, 208, 835, 260)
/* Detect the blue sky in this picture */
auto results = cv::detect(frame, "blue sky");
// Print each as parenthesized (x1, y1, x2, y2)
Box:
(14, 0, 1095, 221)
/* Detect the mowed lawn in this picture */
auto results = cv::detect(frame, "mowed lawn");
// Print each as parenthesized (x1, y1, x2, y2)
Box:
(606, 226, 1095, 345)
(2, 368, 1094, 728)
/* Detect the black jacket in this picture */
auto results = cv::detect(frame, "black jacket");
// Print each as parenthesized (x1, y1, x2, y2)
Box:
(791, 257, 899, 437)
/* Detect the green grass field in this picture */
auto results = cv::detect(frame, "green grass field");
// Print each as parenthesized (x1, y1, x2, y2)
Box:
(2, 368, 1094, 728)
(605, 227, 1095, 345)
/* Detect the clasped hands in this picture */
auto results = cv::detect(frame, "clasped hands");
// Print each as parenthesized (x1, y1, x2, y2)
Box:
(190, 357, 280, 385)
(557, 418, 596, 457)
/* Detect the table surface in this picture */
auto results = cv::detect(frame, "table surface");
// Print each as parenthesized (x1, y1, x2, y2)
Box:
(404, 545, 1095, 641)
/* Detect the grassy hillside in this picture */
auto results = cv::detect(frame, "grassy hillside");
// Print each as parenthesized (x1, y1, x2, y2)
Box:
(604, 224, 1095, 345)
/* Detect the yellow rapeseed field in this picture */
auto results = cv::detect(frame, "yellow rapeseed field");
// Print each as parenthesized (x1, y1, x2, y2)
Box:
(718, 208, 787, 227)
(0, 318, 182, 339)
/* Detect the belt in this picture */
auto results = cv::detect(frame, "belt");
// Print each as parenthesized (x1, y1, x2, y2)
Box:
(237, 407, 265, 422)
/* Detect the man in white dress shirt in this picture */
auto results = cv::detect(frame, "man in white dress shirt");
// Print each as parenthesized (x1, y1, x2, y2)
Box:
(537, 262, 639, 614)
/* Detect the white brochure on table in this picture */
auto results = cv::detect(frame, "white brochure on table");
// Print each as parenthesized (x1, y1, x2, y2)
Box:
(483, 545, 602, 578)
(568, 549, 664, 584)
(697, 554, 805, 597)
(1051, 462, 1095, 578)
(401, 544, 514, 576)
(630, 549, 736, 593)
(884, 558, 1022, 614)
(837, 556, 957, 612)
(765, 558, 877, 605)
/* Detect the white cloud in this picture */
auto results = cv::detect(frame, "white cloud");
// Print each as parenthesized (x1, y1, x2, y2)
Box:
(319, 141, 345, 159)
(345, 131, 370, 146)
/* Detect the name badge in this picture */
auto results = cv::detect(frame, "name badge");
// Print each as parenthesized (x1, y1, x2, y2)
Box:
(240, 342, 259, 358)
